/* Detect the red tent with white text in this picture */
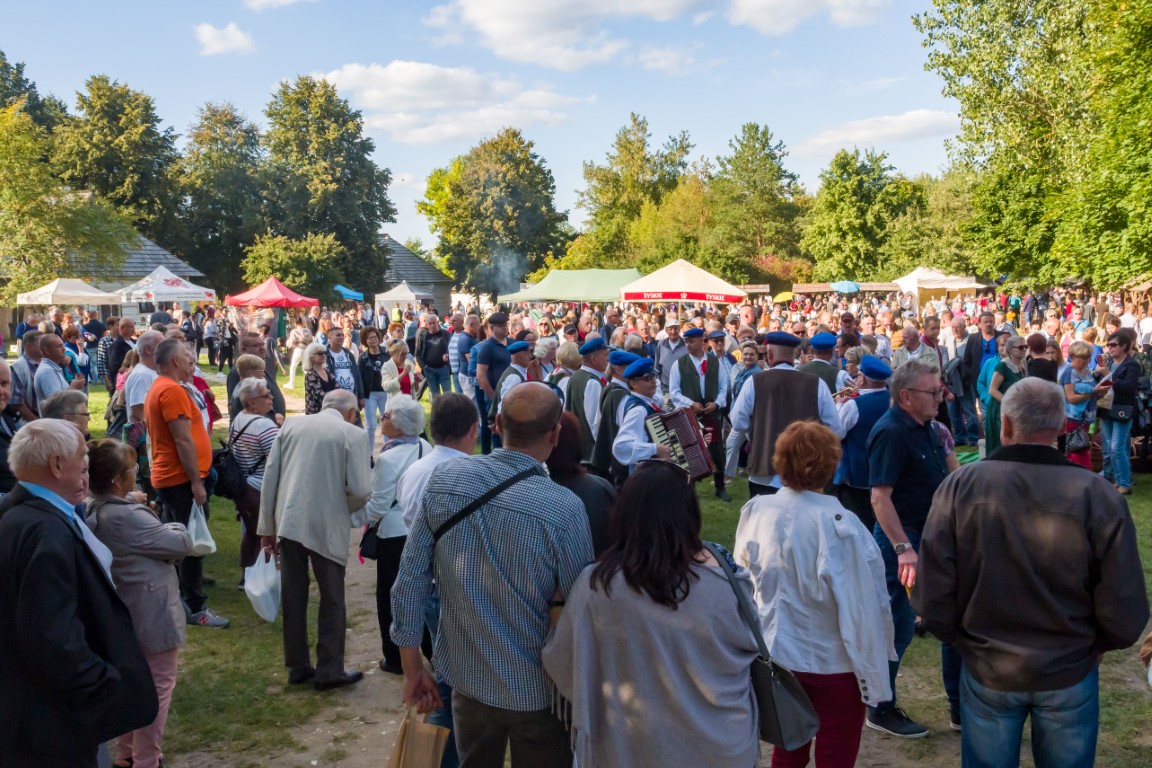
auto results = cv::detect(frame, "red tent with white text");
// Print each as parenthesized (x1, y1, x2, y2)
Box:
(619, 259, 747, 304)
(225, 277, 318, 308)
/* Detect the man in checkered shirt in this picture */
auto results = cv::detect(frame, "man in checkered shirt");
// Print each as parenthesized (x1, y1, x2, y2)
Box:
(392, 382, 594, 767)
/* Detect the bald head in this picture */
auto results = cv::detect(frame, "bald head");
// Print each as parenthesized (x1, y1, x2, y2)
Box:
(496, 382, 562, 452)
(136, 330, 164, 364)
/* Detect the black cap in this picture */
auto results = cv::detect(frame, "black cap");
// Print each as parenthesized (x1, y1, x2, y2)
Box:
(487, 311, 509, 325)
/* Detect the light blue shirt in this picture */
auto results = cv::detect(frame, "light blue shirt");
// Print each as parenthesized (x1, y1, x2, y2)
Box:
(21, 480, 78, 522)
(21, 481, 115, 581)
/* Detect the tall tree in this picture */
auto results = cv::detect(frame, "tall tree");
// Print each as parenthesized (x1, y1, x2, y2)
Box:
(575, 113, 692, 265)
(179, 103, 264, 294)
(0, 102, 135, 301)
(263, 76, 395, 292)
(0, 49, 66, 131)
(419, 128, 568, 298)
(241, 233, 342, 301)
(52, 75, 182, 245)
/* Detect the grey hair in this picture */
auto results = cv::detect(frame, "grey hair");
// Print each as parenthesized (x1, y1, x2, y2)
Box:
(1001, 378, 1065, 435)
(386, 394, 426, 437)
(623, 333, 644, 353)
(136, 330, 164, 360)
(321, 388, 358, 413)
(234, 376, 269, 406)
(39, 390, 88, 421)
(534, 336, 558, 360)
(9, 418, 84, 477)
(889, 357, 938, 401)
(303, 341, 327, 362)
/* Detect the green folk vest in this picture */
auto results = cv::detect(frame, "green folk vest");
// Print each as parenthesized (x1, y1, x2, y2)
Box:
(565, 368, 600, 461)
(488, 366, 526, 421)
(797, 359, 840, 395)
(747, 368, 822, 477)
(677, 352, 720, 404)
(591, 381, 630, 477)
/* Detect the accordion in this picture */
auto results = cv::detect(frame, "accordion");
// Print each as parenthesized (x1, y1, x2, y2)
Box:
(645, 407, 716, 483)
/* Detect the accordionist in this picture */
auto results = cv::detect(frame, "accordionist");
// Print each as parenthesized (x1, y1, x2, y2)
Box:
(668, 327, 731, 501)
(612, 359, 672, 471)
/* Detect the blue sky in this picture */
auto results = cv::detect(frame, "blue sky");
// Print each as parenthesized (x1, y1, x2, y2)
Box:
(7, 0, 957, 247)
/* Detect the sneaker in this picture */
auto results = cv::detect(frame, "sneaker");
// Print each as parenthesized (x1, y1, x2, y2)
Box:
(866, 707, 930, 739)
(189, 608, 230, 628)
(949, 707, 962, 732)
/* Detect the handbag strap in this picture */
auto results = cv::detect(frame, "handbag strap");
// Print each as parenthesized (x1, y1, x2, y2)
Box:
(432, 466, 542, 543)
(703, 541, 772, 661)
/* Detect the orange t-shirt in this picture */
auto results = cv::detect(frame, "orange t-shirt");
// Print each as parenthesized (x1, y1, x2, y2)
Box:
(144, 376, 212, 488)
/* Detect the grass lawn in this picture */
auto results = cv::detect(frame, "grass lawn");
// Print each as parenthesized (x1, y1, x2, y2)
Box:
(84, 372, 1152, 766)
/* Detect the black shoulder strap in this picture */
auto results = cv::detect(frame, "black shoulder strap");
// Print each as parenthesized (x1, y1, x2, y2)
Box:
(703, 541, 772, 661)
(432, 466, 542, 543)
(228, 416, 260, 446)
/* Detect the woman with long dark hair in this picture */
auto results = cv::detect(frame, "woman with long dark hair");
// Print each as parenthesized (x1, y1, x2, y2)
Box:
(542, 461, 759, 767)
(545, 411, 614, 556)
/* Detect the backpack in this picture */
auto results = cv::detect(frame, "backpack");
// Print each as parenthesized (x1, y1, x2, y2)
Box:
(211, 418, 265, 501)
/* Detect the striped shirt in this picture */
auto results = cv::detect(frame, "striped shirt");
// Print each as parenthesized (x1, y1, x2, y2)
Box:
(229, 412, 279, 490)
(391, 449, 594, 711)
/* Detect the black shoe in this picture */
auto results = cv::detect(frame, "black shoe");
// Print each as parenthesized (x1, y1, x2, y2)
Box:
(715, 488, 732, 502)
(202, 576, 217, 586)
(914, 619, 928, 637)
(314, 670, 364, 691)
(866, 707, 930, 739)
(287, 667, 315, 685)
(379, 658, 404, 675)
(949, 707, 962, 732)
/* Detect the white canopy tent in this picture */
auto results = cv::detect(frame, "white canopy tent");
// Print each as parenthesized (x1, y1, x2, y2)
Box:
(619, 259, 747, 304)
(894, 267, 987, 306)
(375, 281, 435, 318)
(116, 266, 217, 307)
(17, 278, 122, 306)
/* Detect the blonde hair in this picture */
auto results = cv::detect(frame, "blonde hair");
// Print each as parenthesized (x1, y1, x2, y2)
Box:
(236, 354, 265, 379)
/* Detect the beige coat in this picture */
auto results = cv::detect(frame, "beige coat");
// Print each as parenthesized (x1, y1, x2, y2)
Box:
(380, 356, 417, 395)
(257, 408, 372, 565)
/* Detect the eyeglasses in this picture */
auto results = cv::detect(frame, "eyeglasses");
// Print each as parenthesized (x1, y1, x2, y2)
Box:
(906, 387, 946, 400)
(637, 458, 691, 484)
(254, 391, 272, 400)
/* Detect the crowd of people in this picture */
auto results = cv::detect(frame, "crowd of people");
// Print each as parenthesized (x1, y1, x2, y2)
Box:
(0, 285, 1150, 768)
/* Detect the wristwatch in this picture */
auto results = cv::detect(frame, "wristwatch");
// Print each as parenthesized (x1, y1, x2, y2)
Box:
(893, 542, 913, 555)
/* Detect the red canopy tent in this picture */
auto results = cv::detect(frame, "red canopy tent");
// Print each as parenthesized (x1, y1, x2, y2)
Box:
(225, 277, 319, 308)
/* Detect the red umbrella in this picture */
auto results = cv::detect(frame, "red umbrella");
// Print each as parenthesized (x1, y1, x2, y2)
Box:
(225, 277, 319, 308)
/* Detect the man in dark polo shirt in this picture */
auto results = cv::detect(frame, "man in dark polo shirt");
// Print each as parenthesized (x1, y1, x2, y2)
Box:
(865, 356, 957, 738)
(474, 312, 510, 454)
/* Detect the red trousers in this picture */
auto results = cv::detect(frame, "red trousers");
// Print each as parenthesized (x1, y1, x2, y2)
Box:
(770, 671, 864, 768)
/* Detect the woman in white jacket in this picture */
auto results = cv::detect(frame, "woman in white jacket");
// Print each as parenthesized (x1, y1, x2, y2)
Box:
(358, 394, 431, 674)
(379, 338, 419, 398)
(734, 420, 895, 768)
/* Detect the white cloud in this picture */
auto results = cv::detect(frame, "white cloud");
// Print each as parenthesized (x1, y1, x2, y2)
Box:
(727, 0, 891, 36)
(391, 172, 421, 190)
(636, 45, 698, 74)
(194, 22, 255, 56)
(244, 0, 319, 10)
(795, 109, 960, 157)
(324, 61, 592, 144)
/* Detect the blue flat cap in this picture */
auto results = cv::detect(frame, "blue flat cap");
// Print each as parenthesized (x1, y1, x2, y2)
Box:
(682, 327, 704, 339)
(763, 331, 802, 348)
(507, 341, 531, 354)
(810, 332, 837, 351)
(706, 330, 727, 341)
(579, 337, 607, 355)
(622, 358, 655, 379)
(608, 350, 641, 367)
(859, 355, 892, 381)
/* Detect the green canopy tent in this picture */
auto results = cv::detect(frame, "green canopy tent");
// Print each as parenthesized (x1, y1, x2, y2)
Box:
(500, 268, 642, 303)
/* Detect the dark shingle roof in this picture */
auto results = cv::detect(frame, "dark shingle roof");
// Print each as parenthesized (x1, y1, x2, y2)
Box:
(82, 235, 205, 280)
(379, 233, 453, 287)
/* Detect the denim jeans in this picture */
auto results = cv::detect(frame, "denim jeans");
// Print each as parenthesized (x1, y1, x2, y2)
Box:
(871, 525, 961, 714)
(1099, 416, 1133, 488)
(423, 590, 459, 768)
(948, 387, 980, 445)
(424, 365, 451, 400)
(363, 391, 388, 454)
(960, 665, 1099, 768)
(474, 386, 501, 453)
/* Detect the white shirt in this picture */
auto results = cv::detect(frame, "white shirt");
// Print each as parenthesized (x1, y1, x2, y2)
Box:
(124, 364, 159, 421)
(497, 364, 528, 414)
(668, 353, 730, 409)
(612, 392, 661, 467)
(359, 439, 432, 538)
(734, 487, 896, 706)
(330, 349, 355, 392)
(399, 445, 472, 528)
(729, 363, 844, 488)
(577, 366, 604, 436)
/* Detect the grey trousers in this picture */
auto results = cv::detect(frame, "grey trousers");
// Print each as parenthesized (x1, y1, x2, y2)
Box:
(279, 538, 347, 683)
(452, 690, 571, 768)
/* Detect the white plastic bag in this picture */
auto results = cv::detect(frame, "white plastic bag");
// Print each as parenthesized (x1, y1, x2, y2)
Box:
(244, 553, 281, 623)
(187, 503, 217, 556)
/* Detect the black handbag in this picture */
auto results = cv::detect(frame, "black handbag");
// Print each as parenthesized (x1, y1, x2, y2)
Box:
(359, 443, 424, 561)
(1109, 403, 1135, 423)
(703, 542, 820, 751)
(1065, 423, 1091, 454)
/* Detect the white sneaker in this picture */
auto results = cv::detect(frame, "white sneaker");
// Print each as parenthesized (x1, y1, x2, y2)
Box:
(189, 608, 230, 628)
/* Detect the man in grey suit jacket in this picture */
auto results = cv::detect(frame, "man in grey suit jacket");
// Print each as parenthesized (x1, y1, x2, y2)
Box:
(257, 389, 372, 690)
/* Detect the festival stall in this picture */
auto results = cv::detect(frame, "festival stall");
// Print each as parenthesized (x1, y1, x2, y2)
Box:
(894, 267, 986, 307)
(375, 281, 435, 321)
(116, 267, 217, 326)
(17, 278, 122, 306)
(619, 259, 746, 305)
(226, 277, 318, 334)
(500, 268, 642, 304)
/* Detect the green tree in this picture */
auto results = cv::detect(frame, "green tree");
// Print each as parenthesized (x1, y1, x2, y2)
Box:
(0, 49, 66, 131)
(241, 233, 342, 301)
(419, 128, 568, 298)
(0, 101, 135, 301)
(179, 102, 264, 294)
(263, 76, 395, 292)
(575, 113, 692, 265)
(52, 75, 182, 245)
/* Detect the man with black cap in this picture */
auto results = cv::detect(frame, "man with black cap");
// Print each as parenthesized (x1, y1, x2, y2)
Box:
(612, 358, 672, 470)
(487, 340, 533, 421)
(474, 312, 510, 453)
(670, 327, 730, 500)
(800, 331, 854, 395)
(730, 331, 845, 498)
(590, 350, 640, 486)
(833, 356, 892, 530)
(565, 337, 608, 463)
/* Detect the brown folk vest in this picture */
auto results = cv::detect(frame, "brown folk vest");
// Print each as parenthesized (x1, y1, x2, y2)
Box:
(747, 368, 822, 477)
